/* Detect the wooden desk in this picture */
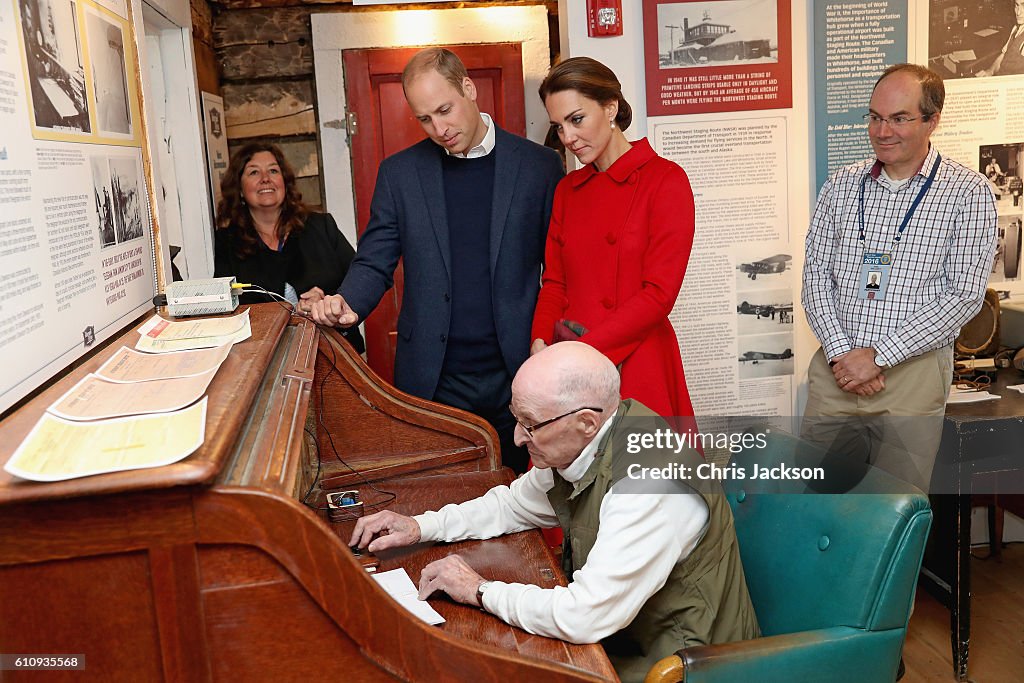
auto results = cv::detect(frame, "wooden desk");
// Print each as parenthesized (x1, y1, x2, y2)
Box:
(0, 305, 616, 682)
(921, 367, 1024, 681)
(328, 471, 617, 677)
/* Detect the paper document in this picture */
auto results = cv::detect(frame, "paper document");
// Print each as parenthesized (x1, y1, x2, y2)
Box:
(949, 49, 977, 62)
(974, 28, 999, 38)
(97, 344, 232, 383)
(138, 310, 248, 341)
(136, 311, 251, 353)
(48, 370, 217, 421)
(372, 569, 446, 625)
(3, 399, 207, 482)
(947, 386, 1001, 404)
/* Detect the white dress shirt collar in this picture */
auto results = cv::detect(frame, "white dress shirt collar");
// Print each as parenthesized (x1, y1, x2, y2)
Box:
(557, 409, 619, 484)
(446, 112, 495, 158)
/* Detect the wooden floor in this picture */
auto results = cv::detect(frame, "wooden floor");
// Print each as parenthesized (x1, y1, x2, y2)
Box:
(903, 544, 1024, 682)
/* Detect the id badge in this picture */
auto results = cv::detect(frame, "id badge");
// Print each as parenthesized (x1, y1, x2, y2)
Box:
(859, 252, 891, 300)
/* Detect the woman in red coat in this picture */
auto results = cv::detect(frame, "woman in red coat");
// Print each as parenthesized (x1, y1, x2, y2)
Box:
(531, 57, 695, 419)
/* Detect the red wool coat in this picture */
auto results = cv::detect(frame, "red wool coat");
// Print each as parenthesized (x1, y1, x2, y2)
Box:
(531, 138, 695, 418)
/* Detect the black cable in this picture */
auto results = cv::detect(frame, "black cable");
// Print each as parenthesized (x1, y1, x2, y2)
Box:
(310, 320, 396, 514)
(301, 425, 322, 507)
(236, 293, 396, 514)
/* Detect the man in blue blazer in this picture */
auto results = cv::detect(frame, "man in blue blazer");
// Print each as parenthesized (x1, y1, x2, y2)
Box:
(313, 48, 564, 473)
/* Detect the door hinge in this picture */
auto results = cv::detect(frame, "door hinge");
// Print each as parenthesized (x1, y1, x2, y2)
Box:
(324, 111, 358, 137)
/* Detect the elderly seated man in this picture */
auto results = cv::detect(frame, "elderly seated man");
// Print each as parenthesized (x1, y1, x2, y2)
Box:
(350, 342, 760, 682)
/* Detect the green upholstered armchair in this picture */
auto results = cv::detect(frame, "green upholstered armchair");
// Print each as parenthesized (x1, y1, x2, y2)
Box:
(645, 429, 932, 683)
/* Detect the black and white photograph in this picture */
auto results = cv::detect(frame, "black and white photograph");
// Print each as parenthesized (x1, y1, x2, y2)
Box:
(737, 332, 794, 379)
(980, 143, 1024, 212)
(91, 156, 116, 248)
(735, 252, 791, 289)
(109, 156, 143, 243)
(736, 288, 794, 334)
(657, 0, 778, 69)
(18, 0, 92, 134)
(929, 0, 1024, 78)
(992, 213, 1023, 283)
(85, 9, 132, 136)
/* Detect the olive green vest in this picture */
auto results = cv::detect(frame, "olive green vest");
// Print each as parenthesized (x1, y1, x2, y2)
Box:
(546, 400, 760, 683)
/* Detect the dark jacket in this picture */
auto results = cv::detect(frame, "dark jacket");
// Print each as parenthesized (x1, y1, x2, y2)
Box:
(214, 212, 364, 353)
(339, 125, 564, 399)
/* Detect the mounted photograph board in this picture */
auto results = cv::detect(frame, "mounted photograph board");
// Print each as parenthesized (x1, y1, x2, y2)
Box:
(1, 0, 159, 413)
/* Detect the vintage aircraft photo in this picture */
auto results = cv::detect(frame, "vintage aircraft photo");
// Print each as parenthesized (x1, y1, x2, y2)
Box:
(739, 349, 793, 364)
(737, 301, 794, 323)
(736, 254, 791, 280)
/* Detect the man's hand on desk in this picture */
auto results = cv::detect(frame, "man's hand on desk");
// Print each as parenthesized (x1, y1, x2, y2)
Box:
(350, 510, 421, 553)
(311, 294, 360, 327)
(418, 554, 486, 607)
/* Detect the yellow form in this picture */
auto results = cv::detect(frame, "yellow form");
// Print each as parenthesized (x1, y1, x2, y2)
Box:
(3, 399, 207, 482)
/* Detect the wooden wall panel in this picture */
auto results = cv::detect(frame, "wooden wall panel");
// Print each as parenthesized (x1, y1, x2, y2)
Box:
(192, 0, 221, 95)
(199, 547, 396, 681)
(221, 80, 316, 138)
(0, 553, 164, 683)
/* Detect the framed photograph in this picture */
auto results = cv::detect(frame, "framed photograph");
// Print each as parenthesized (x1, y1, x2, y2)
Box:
(643, 0, 792, 116)
(18, 0, 92, 134)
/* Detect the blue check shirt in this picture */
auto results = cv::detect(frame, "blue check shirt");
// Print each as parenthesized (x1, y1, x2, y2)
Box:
(802, 146, 997, 366)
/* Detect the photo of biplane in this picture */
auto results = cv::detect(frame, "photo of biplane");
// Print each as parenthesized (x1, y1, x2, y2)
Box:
(736, 254, 791, 280)
(737, 301, 793, 323)
(739, 348, 793, 364)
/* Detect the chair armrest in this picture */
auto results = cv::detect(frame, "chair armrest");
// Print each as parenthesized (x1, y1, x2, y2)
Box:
(646, 627, 905, 683)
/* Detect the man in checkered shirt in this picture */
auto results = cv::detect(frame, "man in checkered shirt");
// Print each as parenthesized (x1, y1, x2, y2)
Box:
(801, 64, 997, 491)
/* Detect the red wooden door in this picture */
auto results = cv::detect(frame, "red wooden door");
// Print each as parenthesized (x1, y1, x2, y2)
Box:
(343, 44, 526, 384)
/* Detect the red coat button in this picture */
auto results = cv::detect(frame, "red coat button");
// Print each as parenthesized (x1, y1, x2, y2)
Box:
(602, 298, 614, 309)
(606, 232, 616, 244)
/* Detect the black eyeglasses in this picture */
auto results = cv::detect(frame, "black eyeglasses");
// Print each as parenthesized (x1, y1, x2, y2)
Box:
(509, 404, 604, 436)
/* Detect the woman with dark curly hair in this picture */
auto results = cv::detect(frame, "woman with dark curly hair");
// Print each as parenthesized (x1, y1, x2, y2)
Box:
(214, 142, 363, 352)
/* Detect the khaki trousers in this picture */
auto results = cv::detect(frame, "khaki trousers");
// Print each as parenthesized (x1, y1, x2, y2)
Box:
(801, 346, 953, 492)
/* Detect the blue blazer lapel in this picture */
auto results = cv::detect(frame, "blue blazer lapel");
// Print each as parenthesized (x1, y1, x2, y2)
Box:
(417, 149, 452, 279)
(490, 127, 521, 274)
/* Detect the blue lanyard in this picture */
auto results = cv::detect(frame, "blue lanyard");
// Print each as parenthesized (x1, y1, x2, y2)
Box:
(858, 154, 941, 245)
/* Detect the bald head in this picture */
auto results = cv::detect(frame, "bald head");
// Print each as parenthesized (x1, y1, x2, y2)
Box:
(514, 342, 620, 416)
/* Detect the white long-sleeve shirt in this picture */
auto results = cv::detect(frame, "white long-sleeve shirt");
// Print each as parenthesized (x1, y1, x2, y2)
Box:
(414, 415, 708, 644)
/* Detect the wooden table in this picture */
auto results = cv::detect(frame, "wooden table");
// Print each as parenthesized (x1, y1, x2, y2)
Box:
(921, 367, 1024, 681)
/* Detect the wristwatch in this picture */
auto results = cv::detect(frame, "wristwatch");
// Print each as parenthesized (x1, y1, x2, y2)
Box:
(873, 350, 890, 370)
(476, 580, 493, 608)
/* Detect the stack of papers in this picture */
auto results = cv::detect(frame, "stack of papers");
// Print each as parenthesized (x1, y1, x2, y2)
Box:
(136, 310, 251, 353)
(48, 343, 232, 421)
(3, 315, 246, 483)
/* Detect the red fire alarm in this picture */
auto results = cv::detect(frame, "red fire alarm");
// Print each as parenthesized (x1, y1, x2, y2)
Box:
(587, 0, 623, 37)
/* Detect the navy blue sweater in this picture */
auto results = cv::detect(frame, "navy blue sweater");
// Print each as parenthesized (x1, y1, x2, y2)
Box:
(440, 152, 502, 372)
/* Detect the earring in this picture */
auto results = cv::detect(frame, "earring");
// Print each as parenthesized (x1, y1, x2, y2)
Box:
(610, 121, 616, 130)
